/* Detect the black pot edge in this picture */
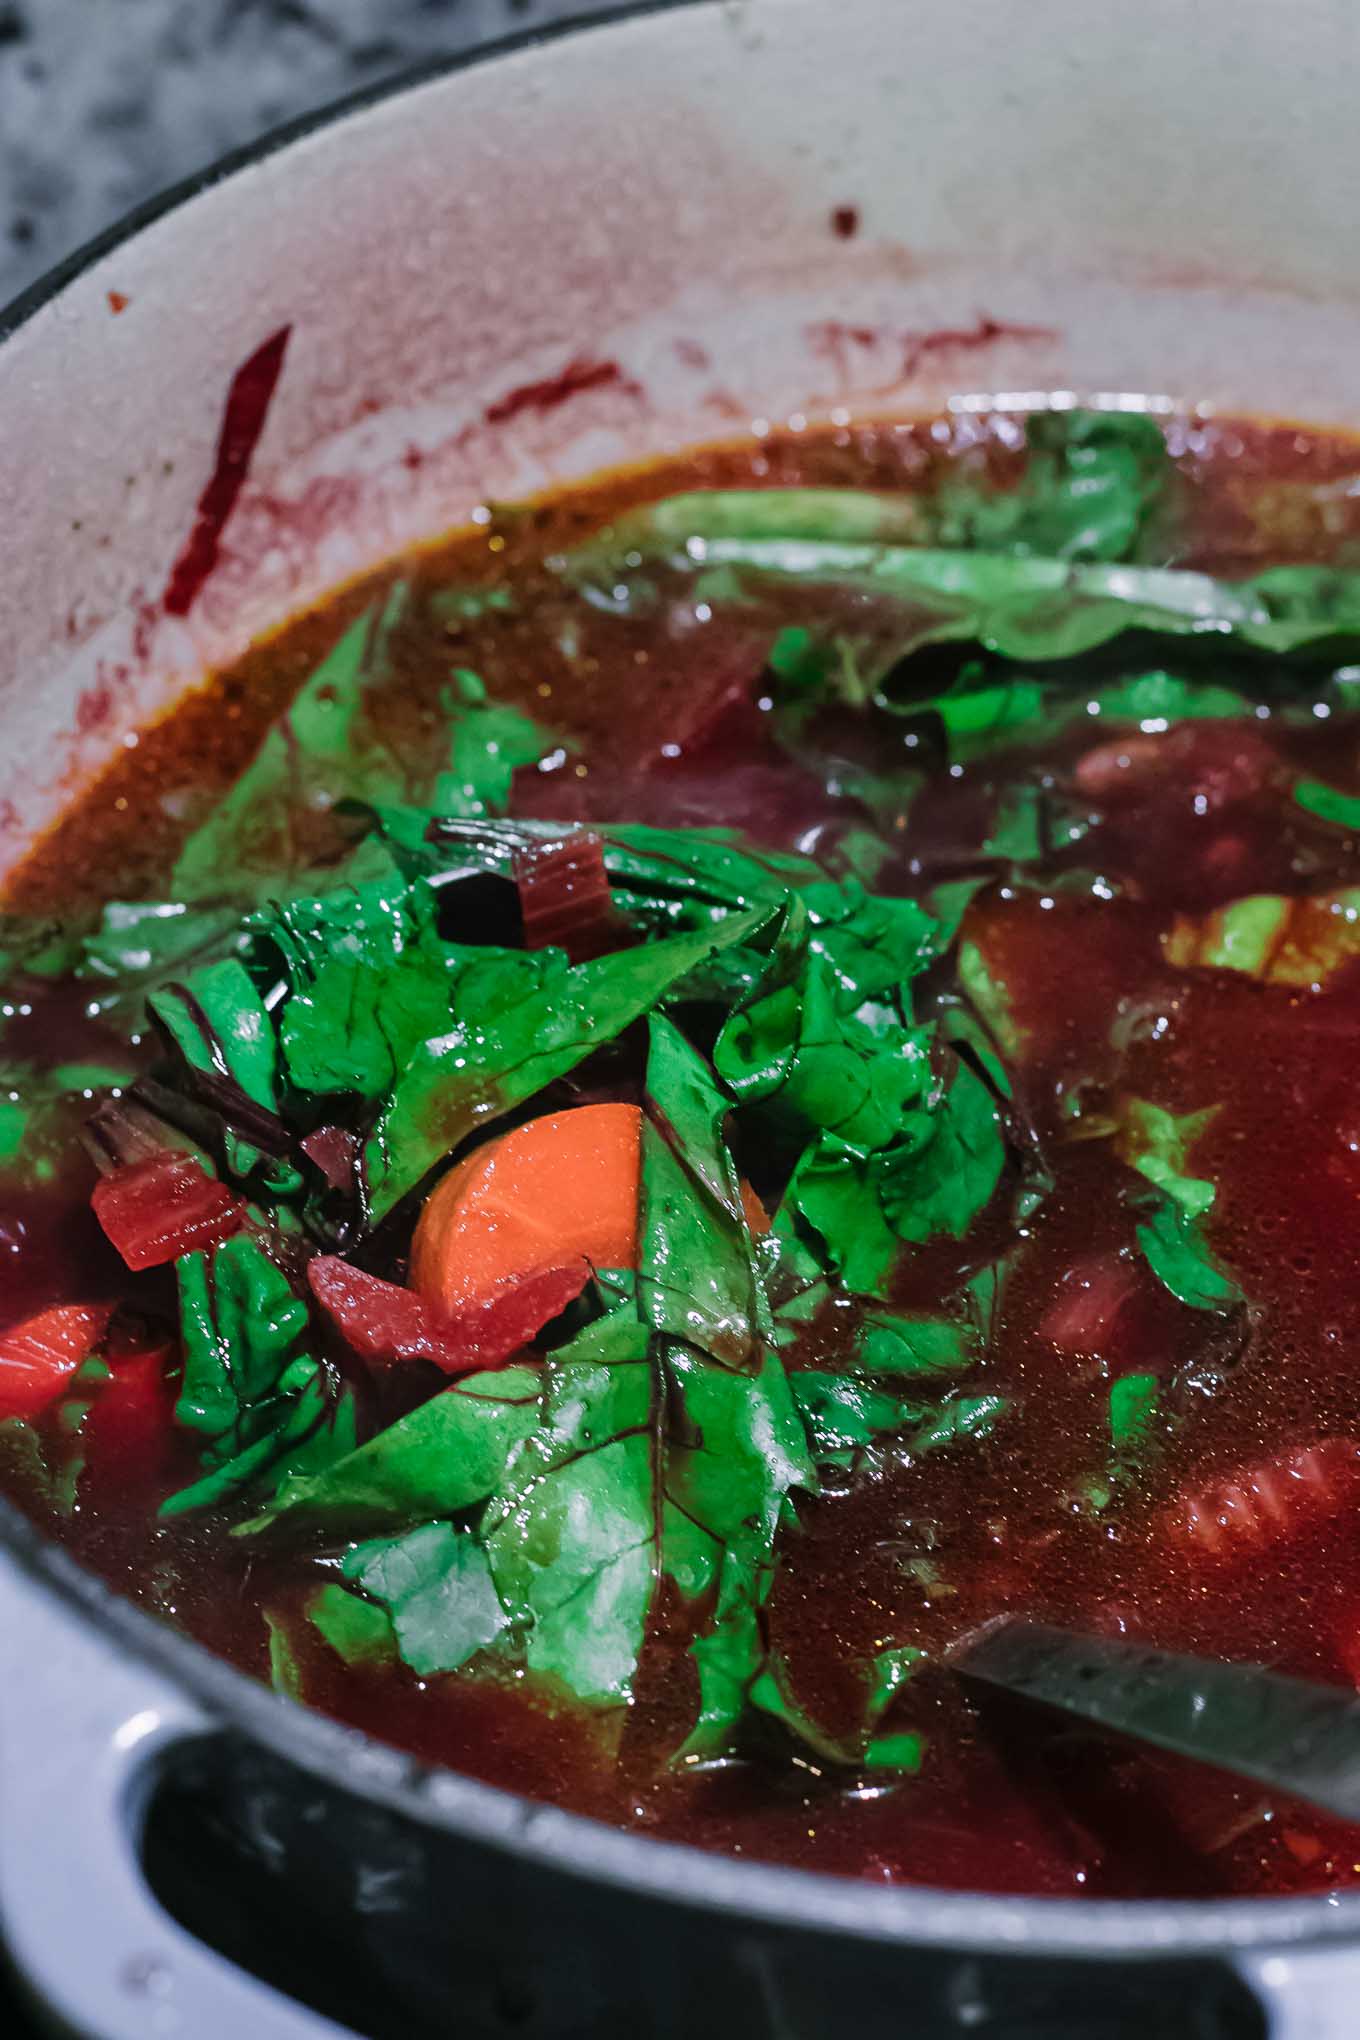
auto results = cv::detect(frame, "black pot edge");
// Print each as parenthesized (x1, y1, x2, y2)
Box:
(0, 0, 1355, 1966)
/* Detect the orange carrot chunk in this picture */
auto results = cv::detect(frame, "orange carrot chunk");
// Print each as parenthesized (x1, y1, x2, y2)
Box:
(411, 1103, 642, 1315)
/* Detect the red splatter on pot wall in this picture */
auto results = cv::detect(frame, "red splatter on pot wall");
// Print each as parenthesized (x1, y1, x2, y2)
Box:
(162, 324, 292, 618)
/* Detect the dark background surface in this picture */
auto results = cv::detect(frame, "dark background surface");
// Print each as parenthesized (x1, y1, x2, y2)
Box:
(0, 6, 642, 2029)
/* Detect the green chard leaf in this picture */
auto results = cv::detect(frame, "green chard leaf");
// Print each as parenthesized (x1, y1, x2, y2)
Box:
(419, 817, 939, 1008)
(162, 1235, 354, 1515)
(1114, 1097, 1219, 1220)
(265, 1609, 305, 1699)
(934, 407, 1176, 563)
(673, 1350, 818, 1759)
(149, 957, 298, 1191)
(876, 1059, 1006, 1243)
(236, 1364, 546, 1539)
(306, 1582, 398, 1668)
(610, 541, 1360, 668)
(982, 781, 1093, 865)
(479, 1343, 656, 1703)
(1086, 670, 1254, 724)
(792, 1374, 931, 1464)
(431, 668, 550, 819)
(0, 1354, 112, 1517)
(80, 900, 251, 1034)
(641, 1014, 772, 1365)
(173, 1236, 309, 1449)
(907, 1393, 1008, 1453)
(162, 1357, 356, 1518)
(786, 1136, 901, 1295)
(715, 934, 933, 1155)
(747, 1648, 927, 1774)
(1135, 1198, 1244, 1314)
(363, 904, 769, 1224)
(1109, 1372, 1159, 1452)
(0, 1056, 137, 1186)
(341, 1522, 508, 1676)
(638, 1015, 816, 1743)
(854, 1310, 976, 1379)
(1293, 777, 1360, 831)
(171, 611, 386, 902)
(257, 874, 456, 1102)
(0, 913, 83, 984)
(757, 1219, 832, 1349)
(171, 604, 552, 903)
(571, 412, 1176, 582)
(1112, 1095, 1243, 1315)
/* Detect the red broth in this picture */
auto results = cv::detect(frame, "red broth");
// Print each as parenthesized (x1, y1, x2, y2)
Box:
(8, 410, 1360, 1899)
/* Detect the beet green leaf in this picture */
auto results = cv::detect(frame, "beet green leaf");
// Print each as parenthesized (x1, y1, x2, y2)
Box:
(341, 1522, 509, 1676)
(236, 1364, 547, 1538)
(163, 1235, 355, 1515)
(363, 903, 769, 1223)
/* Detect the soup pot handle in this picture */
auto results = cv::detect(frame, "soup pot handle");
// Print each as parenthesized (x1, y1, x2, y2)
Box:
(0, 1544, 347, 2040)
(1234, 1947, 1360, 2039)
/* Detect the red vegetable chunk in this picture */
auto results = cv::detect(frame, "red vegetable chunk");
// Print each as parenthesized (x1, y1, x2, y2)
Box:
(513, 830, 626, 963)
(1074, 723, 1281, 809)
(0, 1303, 114, 1421)
(92, 1151, 247, 1270)
(308, 1256, 591, 1374)
(1039, 1253, 1140, 1356)
(1160, 1440, 1360, 1564)
(300, 1125, 360, 1193)
(81, 1338, 176, 1499)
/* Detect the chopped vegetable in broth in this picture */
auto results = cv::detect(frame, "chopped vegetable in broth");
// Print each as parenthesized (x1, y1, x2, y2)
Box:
(12, 405, 1360, 1898)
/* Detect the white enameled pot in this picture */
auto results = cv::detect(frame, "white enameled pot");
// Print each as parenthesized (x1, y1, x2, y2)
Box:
(0, 6, 1358, 2034)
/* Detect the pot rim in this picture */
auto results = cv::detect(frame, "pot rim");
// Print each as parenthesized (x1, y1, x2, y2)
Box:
(1, 0, 1355, 1959)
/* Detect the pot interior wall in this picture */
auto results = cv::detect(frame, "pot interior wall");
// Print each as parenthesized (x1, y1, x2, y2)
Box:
(1, 0, 1359, 871)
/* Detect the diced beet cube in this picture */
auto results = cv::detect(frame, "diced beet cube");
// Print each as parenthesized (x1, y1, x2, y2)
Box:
(513, 830, 627, 963)
(92, 1152, 248, 1271)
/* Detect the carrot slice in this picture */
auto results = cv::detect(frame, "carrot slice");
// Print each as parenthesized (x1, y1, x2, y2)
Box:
(0, 1302, 114, 1422)
(411, 1103, 643, 1314)
(411, 1103, 769, 1312)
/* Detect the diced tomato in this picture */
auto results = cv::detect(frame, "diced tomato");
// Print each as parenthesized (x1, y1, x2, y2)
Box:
(0, 1302, 115, 1421)
(308, 1256, 591, 1375)
(513, 830, 626, 963)
(92, 1151, 247, 1270)
(1159, 1438, 1360, 1564)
